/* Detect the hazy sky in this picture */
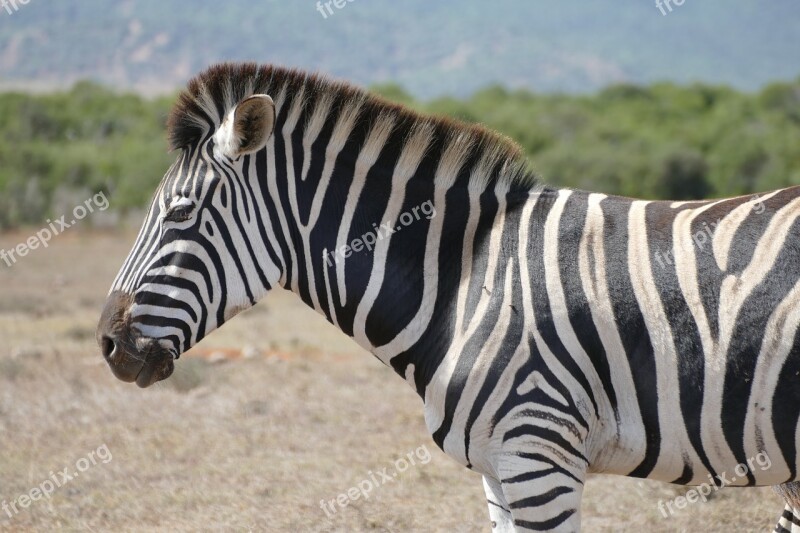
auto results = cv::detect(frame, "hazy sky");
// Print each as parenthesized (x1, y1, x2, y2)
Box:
(1, 1, 799, 96)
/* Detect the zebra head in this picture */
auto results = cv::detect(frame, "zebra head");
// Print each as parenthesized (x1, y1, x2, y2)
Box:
(97, 89, 279, 387)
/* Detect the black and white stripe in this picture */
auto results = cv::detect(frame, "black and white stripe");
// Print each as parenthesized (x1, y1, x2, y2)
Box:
(102, 63, 800, 531)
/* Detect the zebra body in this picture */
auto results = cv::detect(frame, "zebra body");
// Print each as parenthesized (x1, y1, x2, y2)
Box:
(97, 63, 800, 531)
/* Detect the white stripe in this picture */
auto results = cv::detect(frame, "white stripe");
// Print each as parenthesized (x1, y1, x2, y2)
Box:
(424, 182, 506, 438)
(712, 191, 780, 271)
(374, 130, 473, 357)
(628, 200, 704, 482)
(352, 121, 433, 352)
(742, 279, 800, 484)
(334, 113, 395, 305)
(541, 191, 611, 441)
(578, 193, 646, 473)
(441, 260, 517, 465)
(671, 200, 741, 478)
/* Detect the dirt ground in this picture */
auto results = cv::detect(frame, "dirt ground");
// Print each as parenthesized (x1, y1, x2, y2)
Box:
(0, 229, 784, 532)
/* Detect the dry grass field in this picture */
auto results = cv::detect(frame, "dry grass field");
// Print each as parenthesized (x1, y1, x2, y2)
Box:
(0, 228, 785, 532)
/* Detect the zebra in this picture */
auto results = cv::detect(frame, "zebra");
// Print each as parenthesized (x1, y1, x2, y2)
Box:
(96, 62, 800, 531)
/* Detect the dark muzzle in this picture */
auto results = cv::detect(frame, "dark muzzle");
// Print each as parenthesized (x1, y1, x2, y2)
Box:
(96, 290, 175, 388)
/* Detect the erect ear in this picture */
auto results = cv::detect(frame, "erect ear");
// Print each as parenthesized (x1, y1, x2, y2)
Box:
(214, 94, 275, 158)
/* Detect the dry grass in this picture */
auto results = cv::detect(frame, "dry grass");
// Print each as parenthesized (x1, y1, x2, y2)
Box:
(0, 230, 784, 532)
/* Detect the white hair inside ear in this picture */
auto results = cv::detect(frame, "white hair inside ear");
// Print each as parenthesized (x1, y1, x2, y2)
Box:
(213, 94, 275, 159)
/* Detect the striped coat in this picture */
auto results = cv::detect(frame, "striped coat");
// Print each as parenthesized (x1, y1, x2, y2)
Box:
(97, 63, 800, 531)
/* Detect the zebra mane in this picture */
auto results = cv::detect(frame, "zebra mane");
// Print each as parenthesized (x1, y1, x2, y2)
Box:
(167, 62, 538, 190)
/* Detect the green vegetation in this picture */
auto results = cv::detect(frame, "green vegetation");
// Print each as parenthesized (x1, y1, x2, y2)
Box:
(392, 80, 800, 199)
(2, 79, 800, 228)
(0, 84, 174, 227)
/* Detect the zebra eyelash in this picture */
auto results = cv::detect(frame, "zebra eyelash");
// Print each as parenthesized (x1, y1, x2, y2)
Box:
(163, 196, 197, 223)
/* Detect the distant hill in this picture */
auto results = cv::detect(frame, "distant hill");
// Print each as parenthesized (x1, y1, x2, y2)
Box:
(0, 0, 799, 97)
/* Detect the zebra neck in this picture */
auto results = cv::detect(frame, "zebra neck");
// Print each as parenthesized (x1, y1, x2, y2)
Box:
(269, 139, 537, 396)
(271, 133, 456, 367)
(262, 88, 539, 394)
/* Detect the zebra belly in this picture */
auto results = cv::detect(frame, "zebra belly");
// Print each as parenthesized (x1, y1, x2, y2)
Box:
(588, 189, 800, 487)
(593, 339, 800, 487)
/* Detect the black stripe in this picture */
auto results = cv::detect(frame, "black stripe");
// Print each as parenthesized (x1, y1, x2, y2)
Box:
(503, 424, 588, 465)
(644, 200, 716, 480)
(599, 195, 661, 478)
(557, 192, 619, 417)
(134, 291, 198, 323)
(528, 189, 600, 419)
(510, 486, 573, 509)
(723, 213, 800, 482)
(504, 450, 584, 485)
(514, 509, 576, 531)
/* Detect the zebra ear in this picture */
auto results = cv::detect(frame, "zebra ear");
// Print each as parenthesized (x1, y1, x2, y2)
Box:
(215, 94, 275, 158)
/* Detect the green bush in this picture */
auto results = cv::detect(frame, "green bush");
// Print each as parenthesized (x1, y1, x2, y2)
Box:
(1, 78, 799, 229)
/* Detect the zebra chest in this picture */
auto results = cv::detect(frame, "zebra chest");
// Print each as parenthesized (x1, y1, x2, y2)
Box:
(415, 341, 581, 479)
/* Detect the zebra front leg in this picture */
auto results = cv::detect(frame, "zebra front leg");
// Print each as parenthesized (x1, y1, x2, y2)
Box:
(483, 476, 515, 532)
(775, 482, 800, 532)
(497, 451, 586, 532)
(775, 504, 800, 533)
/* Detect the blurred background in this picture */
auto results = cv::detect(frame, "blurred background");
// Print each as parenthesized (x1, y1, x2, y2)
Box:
(1, 1, 799, 531)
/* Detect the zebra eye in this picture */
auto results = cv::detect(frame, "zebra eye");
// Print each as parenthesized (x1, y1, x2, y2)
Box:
(164, 197, 196, 223)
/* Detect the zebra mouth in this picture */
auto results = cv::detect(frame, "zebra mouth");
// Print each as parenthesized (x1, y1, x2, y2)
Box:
(100, 336, 174, 388)
(134, 351, 175, 388)
(98, 290, 177, 388)
(131, 338, 175, 388)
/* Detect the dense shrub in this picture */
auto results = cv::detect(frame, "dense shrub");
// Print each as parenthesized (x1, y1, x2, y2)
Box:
(1, 78, 799, 228)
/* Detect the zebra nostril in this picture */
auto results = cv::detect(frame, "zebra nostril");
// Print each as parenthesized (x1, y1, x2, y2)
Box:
(101, 336, 117, 360)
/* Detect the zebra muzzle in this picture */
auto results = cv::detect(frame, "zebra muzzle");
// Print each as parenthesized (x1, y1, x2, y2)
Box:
(97, 290, 175, 388)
